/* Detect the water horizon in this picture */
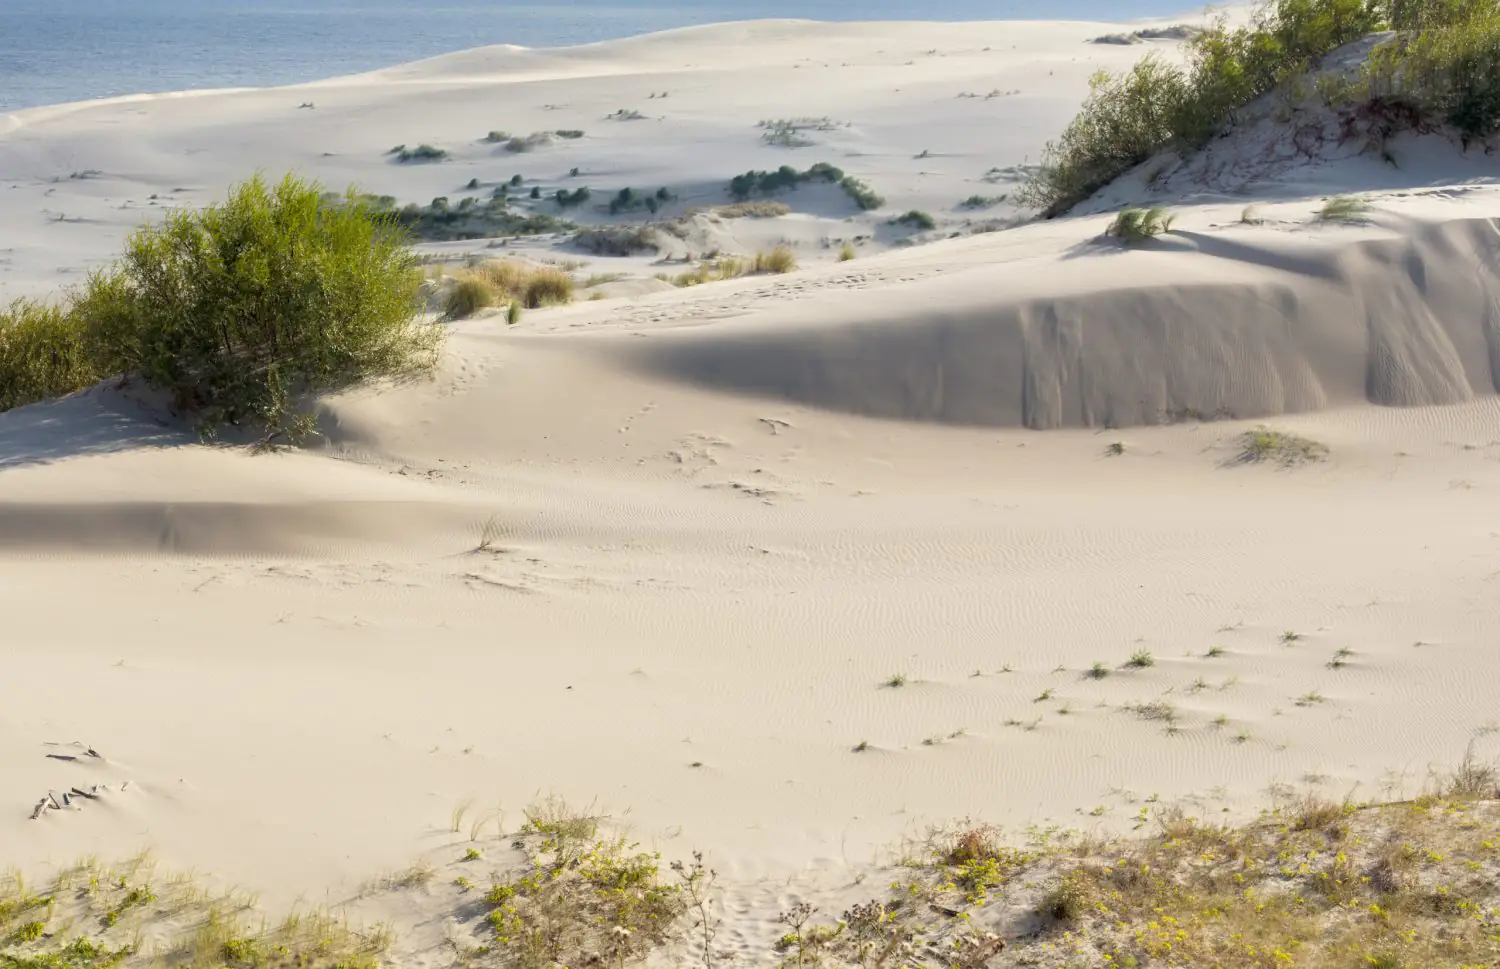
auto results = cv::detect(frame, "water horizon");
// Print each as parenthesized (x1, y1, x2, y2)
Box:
(3, 0, 1199, 113)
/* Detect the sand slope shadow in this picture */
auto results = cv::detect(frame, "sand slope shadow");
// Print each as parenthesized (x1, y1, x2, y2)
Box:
(622, 217, 1500, 429)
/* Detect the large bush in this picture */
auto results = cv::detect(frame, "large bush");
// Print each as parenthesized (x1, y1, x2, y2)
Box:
(1368, 2, 1500, 137)
(74, 173, 440, 441)
(0, 299, 98, 412)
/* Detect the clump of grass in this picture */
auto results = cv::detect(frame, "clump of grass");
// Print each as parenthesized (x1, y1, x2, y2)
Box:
(1281, 629, 1303, 643)
(481, 800, 685, 968)
(1235, 426, 1329, 466)
(554, 129, 585, 139)
(607, 108, 646, 120)
(74, 175, 440, 443)
(1328, 646, 1354, 669)
(959, 194, 1006, 209)
(1106, 206, 1174, 242)
(837, 241, 856, 261)
(1295, 690, 1327, 706)
(554, 186, 591, 209)
(839, 175, 885, 211)
(0, 299, 99, 414)
(889, 210, 936, 230)
(883, 673, 908, 688)
(1035, 688, 1055, 702)
(1124, 649, 1155, 669)
(728, 162, 845, 199)
(506, 301, 522, 326)
(1104, 441, 1126, 456)
(483, 130, 510, 143)
(714, 201, 792, 218)
(1085, 662, 1111, 680)
(852, 740, 870, 752)
(1205, 644, 1227, 658)
(442, 276, 499, 320)
(1126, 699, 1177, 722)
(505, 132, 555, 152)
(393, 143, 448, 163)
(1318, 194, 1369, 222)
(753, 246, 797, 274)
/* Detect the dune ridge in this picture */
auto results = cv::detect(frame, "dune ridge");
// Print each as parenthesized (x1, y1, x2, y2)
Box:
(618, 216, 1500, 428)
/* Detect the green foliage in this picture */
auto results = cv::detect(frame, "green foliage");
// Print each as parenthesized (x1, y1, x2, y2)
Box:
(0, 300, 98, 413)
(73, 174, 440, 442)
(890, 210, 937, 230)
(1107, 206, 1176, 241)
(728, 162, 845, 199)
(0, 938, 132, 969)
(355, 193, 574, 242)
(1022, 0, 1385, 214)
(1368, 2, 1500, 138)
(481, 802, 685, 969)
(838, 175, 885, 210)
(393, 144, 447, 163)
(443, 278, 498, 320)
(1319, 193, 1370, 220)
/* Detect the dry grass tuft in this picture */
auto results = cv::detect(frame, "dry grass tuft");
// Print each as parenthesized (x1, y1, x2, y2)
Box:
(753, 246, 798, 274)
(442, 260, 576, 318)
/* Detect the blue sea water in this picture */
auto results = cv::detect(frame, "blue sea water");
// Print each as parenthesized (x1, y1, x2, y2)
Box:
(2, 0, 1187, 113)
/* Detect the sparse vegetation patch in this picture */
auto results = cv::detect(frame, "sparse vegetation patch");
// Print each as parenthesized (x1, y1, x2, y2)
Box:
(1234, 426, 1330, 466)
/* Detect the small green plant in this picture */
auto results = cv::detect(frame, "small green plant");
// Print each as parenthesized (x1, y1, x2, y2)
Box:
(837, 241, 856, 261)
(883, 673, 908, 688)
(853, 740, 870, 752)
(1035, 688, 1055, 702)
(506, 300, 522, 325)
(1085, 662, 1110, 680)
(1236, 427, 1329, 466)
(394, 143, 448, 163)
(890, 210, 936, 230)
(1107, 206, 1175, 242)
(463, 848, 482, 861)
(1296, 690, 1326, 706)
(484, 130, 510, 143)
(959, 194, 1006, 209)
(1206, 644, 1227, 657)
(1282, 629, 1303, 643)
(1125, 649, 1155, 669)
(1105, 441, 1126, 456)
(1318, 195, 1368, 222)
(74, 174, 439, 443)
(1328, 646, 1354, 669)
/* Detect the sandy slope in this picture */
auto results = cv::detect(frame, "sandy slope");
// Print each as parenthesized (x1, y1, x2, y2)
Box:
(4, 11, 1500, 961)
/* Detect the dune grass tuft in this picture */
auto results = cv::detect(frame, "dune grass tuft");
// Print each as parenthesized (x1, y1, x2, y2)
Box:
(1106, 206, 1175, 243)
(1318, 194, 1370, 222)
(753, 246, 798, 274)
(443, 260, 576, 319)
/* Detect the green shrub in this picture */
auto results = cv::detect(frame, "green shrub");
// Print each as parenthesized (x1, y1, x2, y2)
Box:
(753, 246, 798, 274)
(728, 163, 845, 199)
(891, 210, 936, 230)
(838, 176, 885, 210)
(1107, 206, 1176, 241)
(554, 186, 592, 208)
(1022, 0, 1386, 215)
(521, 267, 575, 308)
(73, 173, 440, 442)
(0, 299, 98, 413)
(1367, 5, 1500, 138)
(1318, 194, 1369, 220)
(394, 144, 448, 163)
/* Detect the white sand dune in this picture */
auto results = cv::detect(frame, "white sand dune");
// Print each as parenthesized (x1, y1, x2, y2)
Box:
(4, 10, 1500, 959)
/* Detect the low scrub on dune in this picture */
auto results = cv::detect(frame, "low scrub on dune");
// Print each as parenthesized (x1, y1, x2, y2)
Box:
(40, 174, 440, 443)
(6, 761, 1497, 969)
(442, 260, 575, 319)
(0, 299, 98, 412)
(1023, 0, 1500, 215)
